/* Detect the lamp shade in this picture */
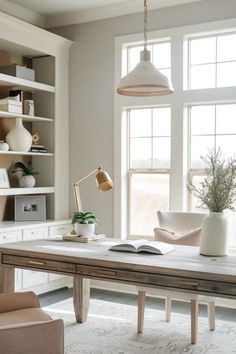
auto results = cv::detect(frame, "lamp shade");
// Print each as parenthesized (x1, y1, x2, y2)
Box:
(117, 49, 174, 97)
(96, 169, 113, 191)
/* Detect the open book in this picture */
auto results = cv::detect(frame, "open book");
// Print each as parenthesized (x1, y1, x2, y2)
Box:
(109, 239, 175, 255)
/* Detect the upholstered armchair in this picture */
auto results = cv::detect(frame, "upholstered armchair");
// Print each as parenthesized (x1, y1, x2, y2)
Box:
(137, 211, 215, 344)
(0, 291, 64, 354)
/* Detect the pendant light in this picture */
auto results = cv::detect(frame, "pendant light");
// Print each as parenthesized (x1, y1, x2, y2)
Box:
(117, 0, 174, 97)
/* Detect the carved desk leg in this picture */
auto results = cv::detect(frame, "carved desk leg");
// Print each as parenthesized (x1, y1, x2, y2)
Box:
(73, 276, 90, 323)
(0, 264, 15, 293)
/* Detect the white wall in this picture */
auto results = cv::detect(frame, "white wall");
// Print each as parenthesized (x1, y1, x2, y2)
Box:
(52, 0, 236, 236)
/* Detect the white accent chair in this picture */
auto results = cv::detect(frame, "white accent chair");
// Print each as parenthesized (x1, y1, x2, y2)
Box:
(137, 211, 215, 344)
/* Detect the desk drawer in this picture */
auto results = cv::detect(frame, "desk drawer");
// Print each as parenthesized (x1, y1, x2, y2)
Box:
(76, 264, 236, 297)
(3, 254, 76, 274)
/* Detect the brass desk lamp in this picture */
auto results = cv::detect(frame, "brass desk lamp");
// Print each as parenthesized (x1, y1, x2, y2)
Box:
(72, 166, 113, 212)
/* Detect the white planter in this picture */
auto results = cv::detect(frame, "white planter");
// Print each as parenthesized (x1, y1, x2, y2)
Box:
(6, 118, 32, 152)
(74, 223, 95, 236)
(200, 212, 228, 256)
(19, 175, 36, 188)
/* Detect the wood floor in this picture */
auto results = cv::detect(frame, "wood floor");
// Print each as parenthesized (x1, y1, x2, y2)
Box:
(39, 287, 236, 322)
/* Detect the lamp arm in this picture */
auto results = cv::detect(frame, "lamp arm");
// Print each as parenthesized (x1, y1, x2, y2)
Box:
(73, 167, 101, 212)
(73, 168, 99, 186)
(73, 184, 82, 212)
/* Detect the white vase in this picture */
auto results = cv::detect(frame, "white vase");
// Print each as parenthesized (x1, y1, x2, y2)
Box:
(200, 212, 228, 256)
(19, 175, 36, 188)
(74, 223, 95, 236)
(6, 118, 32, 152)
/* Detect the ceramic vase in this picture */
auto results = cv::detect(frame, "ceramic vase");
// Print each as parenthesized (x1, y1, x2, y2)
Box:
(75, 223, 95, 236)
(200, 212, 228, 256)
(6, 118, 32, 152)
(19, 175, 36, 188)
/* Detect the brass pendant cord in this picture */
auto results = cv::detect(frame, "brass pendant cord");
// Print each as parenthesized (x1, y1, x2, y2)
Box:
(144, 0, 148, 50)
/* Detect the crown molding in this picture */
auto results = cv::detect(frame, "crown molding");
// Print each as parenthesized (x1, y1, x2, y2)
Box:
(0, 0, 46, 27)
(46, 0, 205, 28)
(0, 0, 205, 29)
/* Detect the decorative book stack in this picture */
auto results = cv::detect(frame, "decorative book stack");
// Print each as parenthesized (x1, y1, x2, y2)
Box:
(30, 144, 48, 153)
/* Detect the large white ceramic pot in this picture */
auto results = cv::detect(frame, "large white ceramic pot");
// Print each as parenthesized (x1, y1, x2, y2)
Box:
(6, 118, 32, 152)
(19, 175, 36, 188)
(200, 212, 228, 256)
(74, 223, 95, 236)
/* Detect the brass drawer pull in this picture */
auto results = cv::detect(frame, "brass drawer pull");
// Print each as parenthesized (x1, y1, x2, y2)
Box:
(95, 269, 117, 277)
(176, 280, 199, 287)
(28, 260, 46, 266)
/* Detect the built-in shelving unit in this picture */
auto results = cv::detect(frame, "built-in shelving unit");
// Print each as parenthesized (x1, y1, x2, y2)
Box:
(0, 151, 54, 156)
(0, 187, 55, 196)
(0, 111, 53, 122)
(0, 11, 72, 221)
(0, 73, 55, 92)
(0, 12, 73, 294)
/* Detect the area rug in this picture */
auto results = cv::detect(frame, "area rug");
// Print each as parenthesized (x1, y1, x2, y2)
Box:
(43, 298, 236, 354)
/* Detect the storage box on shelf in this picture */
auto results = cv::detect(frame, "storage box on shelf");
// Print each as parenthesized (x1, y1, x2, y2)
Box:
(0, 11, 72, 293)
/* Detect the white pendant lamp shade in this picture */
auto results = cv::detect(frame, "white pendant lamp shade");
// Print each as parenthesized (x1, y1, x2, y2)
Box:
(117, 49, 174, 96)
(116, 0, 174, 97)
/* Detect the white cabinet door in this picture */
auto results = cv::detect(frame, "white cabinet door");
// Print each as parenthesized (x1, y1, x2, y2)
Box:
(23, 227, 48, 240)
(0, 231, 22, 290)
(22, 227, 48, 289)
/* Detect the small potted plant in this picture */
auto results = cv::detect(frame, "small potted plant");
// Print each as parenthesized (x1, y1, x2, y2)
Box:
(11, 161, 39, 188)
(72, 211, 98, 236)
(187, 148, 236, 256)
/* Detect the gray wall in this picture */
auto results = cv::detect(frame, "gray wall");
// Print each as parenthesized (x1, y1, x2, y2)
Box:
(52, 0, 236, 236)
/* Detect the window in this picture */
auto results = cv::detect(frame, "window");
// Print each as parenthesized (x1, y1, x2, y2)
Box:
(189, 103, 236, 247)
(128, 107, 171, 237)
(115, 18, 236, 246)
(188, 32, 236, 89)
(189, 103, 236, 169)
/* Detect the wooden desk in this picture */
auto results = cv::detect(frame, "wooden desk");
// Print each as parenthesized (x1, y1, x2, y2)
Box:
(0, 238, 236, 323)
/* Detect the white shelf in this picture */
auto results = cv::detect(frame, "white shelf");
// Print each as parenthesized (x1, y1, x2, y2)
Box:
(0, 111, 53, 122)
(0, 151, 53, 157)
(0, 187, 55, 196)
(0, 73, 55, 93)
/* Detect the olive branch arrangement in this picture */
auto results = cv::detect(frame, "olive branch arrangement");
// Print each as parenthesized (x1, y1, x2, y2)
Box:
(187, 148, 236, 212)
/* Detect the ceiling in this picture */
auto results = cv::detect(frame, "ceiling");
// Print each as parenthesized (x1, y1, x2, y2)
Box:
(8, 0, 134, 16)
(1, 0, 206, 28)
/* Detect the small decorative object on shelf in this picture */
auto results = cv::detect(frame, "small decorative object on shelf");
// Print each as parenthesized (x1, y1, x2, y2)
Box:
(0, 168, 10, 188)
(30, 132, 48, 153)
(24, 99, 34, 116)
(72, 211, 98, 236)
(6, 117, 32, 151)
(15, 195, 46, 221)
(0, 140, 9, 151)
(187, 148, 236, 256)
(9, 89, 23, 102)
(11, 161, 39, 188)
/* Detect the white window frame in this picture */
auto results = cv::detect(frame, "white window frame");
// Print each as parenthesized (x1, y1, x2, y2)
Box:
(127, 106, 171, 238)
(114, 18, 236, 240)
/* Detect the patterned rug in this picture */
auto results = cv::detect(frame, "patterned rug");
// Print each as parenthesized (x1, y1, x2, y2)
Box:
(43, 298, 236, 354)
